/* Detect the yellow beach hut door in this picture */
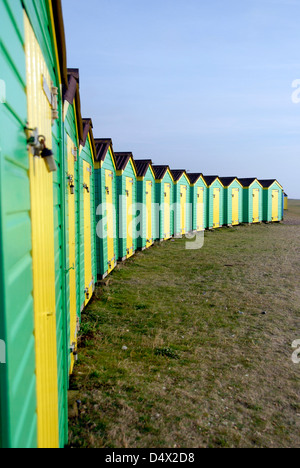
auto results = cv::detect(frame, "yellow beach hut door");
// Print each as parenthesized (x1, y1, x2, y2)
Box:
(232, 189, 239, 226)
(164, 183, 171, 240)
(180, 186, 187, 235)
(67, 137, 77, 374)
(272, 190, 279, 221)
(253, 189, 260, 223)
(126, 177, 134, 258)
(146, 181, 153, 247)
(105, 170, 114, 273)
(24, 13, 59, 448)
(197, 187, 204, 231)
(83, 161, 93, 305)
(213, 188, 220, 228)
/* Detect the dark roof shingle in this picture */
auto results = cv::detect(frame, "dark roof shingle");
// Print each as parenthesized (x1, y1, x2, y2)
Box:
(187, 173, 203, 185)
(238, 178, 258, 187)
(134, 159, 152, 178)
(94, 138, 113, 162)
(203, 175, 219, 186)
(115, 152, 133, 171)
(258, 179, 277, 188)
(171, 170, 186, 182)
(219, 177, 237, 187)
(152, 165, 169, 180)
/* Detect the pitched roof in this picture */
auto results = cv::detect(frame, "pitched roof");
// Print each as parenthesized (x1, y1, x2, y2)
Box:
(152, 165, 169, 180)
(115, 152, 133, 171)
(134, 159, 152, 178)
(202, 175, 219, 186)
(219, 177, 238, 187)
(63, 69, 84, 142)
(258, 179, 278, 188)
(81, 118, 96, 158)
(94, 138, 113, 162)
(170, 170, 186, 182)
(52, 0, 68, 88)
(238, 178, 258, 187)
(81, 118, 92, 147)
(187, 173, 203, 185)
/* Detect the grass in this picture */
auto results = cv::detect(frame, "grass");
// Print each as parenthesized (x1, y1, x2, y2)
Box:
(68, 201, 300, 448)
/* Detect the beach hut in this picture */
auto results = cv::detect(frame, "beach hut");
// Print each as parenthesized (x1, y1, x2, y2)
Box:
(219, 177, 243, 227)
(94, 139, 118, 279)
(203, 176, 225, 229)
(239, 178, 263, 224)
(171, 170, 192, 237)
(0, 0, 68, 448)
(78, 119, 97, 309)
(187, 174, 208, 231)
(259, 180, 284, 223)
(135, 160, 156, 250)
(115, 153, 137, 261)
(152, 166, 175, 241)
(63, 68, 84, 375)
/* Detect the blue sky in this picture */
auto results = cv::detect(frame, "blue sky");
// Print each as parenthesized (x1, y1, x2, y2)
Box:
(62, 0, 300, 198)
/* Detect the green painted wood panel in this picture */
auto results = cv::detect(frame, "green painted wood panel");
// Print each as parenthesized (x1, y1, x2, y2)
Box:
(262, 182, 283, 222)
(155, 171, 174, 240)
(207, 180, 224, 229)
(173, 174, 192, 236)
(223, 180, 243, 226)
(79, 137, 97, 309)
(0, 0, 37, 448)
(242, 181, 263, 224)
(1, 0, 69, 448)
(190, 178, 208, 231)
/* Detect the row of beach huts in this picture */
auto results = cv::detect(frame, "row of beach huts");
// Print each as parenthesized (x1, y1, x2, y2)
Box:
(0, 0, 286, 448)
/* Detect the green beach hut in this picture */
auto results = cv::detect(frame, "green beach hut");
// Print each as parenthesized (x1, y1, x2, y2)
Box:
(0, 0, 68, 448)
(259, 180, 284, 223)
(94, 139, 118, 278)
(152, 166, 175, 241)
(135, 160, 156, 250)
(171, 170, 192, 237)
(219, 177, 243, 227)
(203, 176, 225, 229)
(187, 174, 208, 231)
(115, 153, 137, 261)
(239, 178, 263, 224)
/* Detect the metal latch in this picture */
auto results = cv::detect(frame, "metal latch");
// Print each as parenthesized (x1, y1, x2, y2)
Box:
(70, 342, 78, 361)
(72, 146, 78, 161)
(83, 183, 90, 193)
(26, 127, 57, 173)
(67, 174, 75, 194)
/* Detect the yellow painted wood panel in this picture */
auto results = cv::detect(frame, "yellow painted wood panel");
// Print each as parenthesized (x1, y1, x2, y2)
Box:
(126, 177, 134, 258)
(197, 187, 204, 231)
(272, 190, 279, 221)
(232, 188, 239, 226)
(146, 181, 153, 247)
(24, 13, 59, 449)
(164, 183, 171, 240)
(253, 189, 260, 223)
(105, 170, 115, 273)
(180, 185, 187, 235)
(67, 136, 77, 374)
(83, 161, 93, 305)
(213, 188, 220, 228)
